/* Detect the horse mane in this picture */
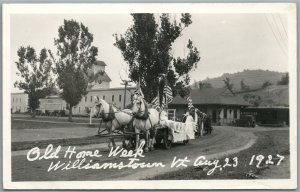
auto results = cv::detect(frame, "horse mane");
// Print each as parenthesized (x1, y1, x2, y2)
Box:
(101, 103, 116, 122)
(135, 97, 150, 120)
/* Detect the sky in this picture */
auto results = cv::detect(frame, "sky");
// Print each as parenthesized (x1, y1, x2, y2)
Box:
(10, 13, 288, 92)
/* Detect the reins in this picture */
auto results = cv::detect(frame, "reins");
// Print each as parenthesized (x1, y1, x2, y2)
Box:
(95, 102, 133, 134)
(95, 103, 133, 116)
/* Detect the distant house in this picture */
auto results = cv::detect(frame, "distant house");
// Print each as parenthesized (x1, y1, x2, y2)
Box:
(169, 88, 251, 125)
(39, 95, 67, 112)
(11, 92, 28, 113)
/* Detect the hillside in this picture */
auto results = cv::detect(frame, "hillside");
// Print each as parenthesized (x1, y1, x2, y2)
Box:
(191, 70, 289, 107)
(237, 85, 289, 107)
(197, 69, 286, 90)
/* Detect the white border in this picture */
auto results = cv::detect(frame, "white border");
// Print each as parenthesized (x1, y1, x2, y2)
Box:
(2, 3, 297, 190)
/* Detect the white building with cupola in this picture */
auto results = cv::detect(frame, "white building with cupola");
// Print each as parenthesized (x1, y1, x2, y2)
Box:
(11, 60, 136, 115)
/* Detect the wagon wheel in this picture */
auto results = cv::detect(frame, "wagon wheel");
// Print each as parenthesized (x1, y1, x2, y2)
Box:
(155, 136, 163, 148)
(183, 140, 189, 145)
(163, 129, 172, 149)
(130, 137, 136, 149)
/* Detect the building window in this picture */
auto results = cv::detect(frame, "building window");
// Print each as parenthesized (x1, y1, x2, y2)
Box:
(103, 95, 105, 100)
(79, 107, 80, 113)
(112, 95, 114, 102)
(90, 96, 92, 102)
(85, 96, 87, 102)
(234, 109, 237, 118)
(224, 109, 227, 119)
(20, 98, 21, 102)
(119, 95, 122, 102)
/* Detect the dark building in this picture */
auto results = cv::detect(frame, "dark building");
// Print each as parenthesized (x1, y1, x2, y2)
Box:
(241, 106, 289, 126)
(169, 88, 251, 125)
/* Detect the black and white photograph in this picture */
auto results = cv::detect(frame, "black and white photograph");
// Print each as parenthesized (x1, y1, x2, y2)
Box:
(2, 3, 297, 190)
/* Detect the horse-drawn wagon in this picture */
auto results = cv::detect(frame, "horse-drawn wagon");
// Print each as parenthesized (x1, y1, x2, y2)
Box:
(154, 110, 197, 149)
(92, 93, 212, 152)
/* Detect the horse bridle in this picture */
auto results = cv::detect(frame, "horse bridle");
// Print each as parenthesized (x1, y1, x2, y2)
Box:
(94, 103, 103, 118)
(133, 97, 145, 117)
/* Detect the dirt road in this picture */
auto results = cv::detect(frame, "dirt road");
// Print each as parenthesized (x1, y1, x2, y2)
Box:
(11, 126, 263, 181)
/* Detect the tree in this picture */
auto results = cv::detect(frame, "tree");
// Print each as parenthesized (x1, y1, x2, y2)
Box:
(14, 46, 54, 116)
(240, 79, 250, 91)
(198, 81, 212, 89)
(243, 94, 261, 106)
(191, 80, 199, 89)
(277, 73, 289, 85)
(223, 77, 235, 94)
(114, 14, 200, 102)
(261, 81, 272, 89)
(51, 19, 98, 121)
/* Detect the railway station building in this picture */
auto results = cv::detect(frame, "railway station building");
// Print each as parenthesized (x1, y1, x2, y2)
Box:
(169, 88, 251, 125)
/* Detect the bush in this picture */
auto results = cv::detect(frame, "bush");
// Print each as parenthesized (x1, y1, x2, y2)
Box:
(277, 73, 289, 85)
(261, 81, 272, 89)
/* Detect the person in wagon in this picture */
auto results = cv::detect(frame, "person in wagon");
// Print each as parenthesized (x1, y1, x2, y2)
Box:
(182, 108, 195, 122)
(159, 106, 170, 128)
(187, 107, 195, 122)
(182, 109, 189, 122)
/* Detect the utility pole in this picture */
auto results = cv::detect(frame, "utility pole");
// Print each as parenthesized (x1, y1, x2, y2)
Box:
(121, 80, 132, 109)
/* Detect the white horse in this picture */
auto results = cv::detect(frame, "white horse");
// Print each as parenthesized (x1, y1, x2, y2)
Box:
(93, 98, 134, 149)
(132, 95, 160, 152)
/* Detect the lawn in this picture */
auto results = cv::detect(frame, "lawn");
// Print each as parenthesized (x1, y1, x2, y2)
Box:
(12, 116, 100, 129)
(11, 118, 110, 151)
(150, 130, 290, 180)
(11, 135, 113, 151)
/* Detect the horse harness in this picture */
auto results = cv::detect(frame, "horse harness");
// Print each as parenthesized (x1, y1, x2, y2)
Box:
(98, 104, 124, 130)
(134, 100, 154, 130)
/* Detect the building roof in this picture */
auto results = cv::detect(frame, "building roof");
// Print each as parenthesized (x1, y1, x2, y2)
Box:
(98, 71, 112, 82)
(89, 87, 136, 92)
(11, 92, 26, 95)
(246, 106, 289, 109)
(39, 95, 61, 99)
(170, 88, 251, 106)
(95, 60, 107, 66)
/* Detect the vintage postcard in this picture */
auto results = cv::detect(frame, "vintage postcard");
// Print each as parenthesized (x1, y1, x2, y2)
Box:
(2, 3, 297, 190)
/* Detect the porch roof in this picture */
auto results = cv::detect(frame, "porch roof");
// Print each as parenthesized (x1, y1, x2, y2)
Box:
(170, 88, 251, 106)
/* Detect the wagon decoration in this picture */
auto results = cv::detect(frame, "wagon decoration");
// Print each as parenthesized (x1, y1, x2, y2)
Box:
(153, 81, 198, 149)
(91, 76, 211, 151)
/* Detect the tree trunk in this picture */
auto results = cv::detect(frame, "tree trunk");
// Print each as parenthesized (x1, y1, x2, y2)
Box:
(68, 106, 73, 122)
(31, 110, 36, 118)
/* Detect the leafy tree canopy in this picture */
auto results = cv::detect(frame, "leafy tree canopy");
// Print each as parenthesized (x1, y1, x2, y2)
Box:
(277, 73, 289, 85)
(114, 13, 200, 101)
(199, 81, 213, 89)
(261, 81, 272, 89)
(240, 79, 250, 91)
(223, 77, 235, 95)
(14, 46, 54, 115)
(51, 19, 98, 121)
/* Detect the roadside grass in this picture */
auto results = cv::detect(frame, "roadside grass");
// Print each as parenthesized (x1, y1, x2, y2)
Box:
(11, 135, 117, 151)
(11, 119, 98, 129)
(11, 119, 118, 151)
(150, 130, 289, 180)
(12, 115, 101, 125)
